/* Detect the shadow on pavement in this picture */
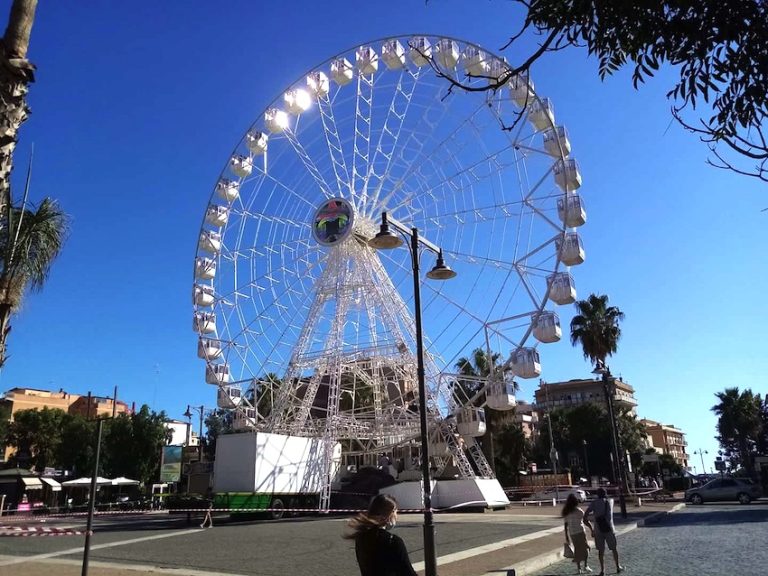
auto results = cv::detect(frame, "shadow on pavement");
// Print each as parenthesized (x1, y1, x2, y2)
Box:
(643, 507, 768, 527)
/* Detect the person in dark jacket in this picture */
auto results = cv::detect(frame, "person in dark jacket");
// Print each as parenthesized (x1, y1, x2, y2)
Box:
(344, 494, 417, 576)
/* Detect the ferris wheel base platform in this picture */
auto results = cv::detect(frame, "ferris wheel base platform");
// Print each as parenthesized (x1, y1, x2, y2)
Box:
(379, 478, 510, 511)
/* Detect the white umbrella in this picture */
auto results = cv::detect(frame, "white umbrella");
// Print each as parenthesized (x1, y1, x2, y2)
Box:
(61, 476, 113, 487)
(111, 477, 140, 486)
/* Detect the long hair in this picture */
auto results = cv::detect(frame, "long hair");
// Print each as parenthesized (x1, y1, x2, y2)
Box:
(561, 493, 579, 517)
(343, 494, 398, 539)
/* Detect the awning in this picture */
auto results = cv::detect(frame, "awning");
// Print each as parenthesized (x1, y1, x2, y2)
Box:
(41, 477, 62, 491)
(21, 477, 43, 490)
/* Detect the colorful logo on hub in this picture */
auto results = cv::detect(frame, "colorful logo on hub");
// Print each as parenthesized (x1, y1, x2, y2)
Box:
(312, 198, 354, 246)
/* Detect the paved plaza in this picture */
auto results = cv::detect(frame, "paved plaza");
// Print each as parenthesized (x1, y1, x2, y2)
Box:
(529, 502, 768, 576)
(0, 502, 764, 576)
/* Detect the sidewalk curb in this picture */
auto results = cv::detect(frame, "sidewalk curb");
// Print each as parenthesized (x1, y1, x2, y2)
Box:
(482, 504, 686, 576)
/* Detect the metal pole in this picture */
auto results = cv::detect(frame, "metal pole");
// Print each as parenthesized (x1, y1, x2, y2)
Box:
(198, 405, 204, 462)
(583, 439, 590, 483)
(697, 450, 706, 475)
(411, 228, 437, 576)
(546, 412, 559, 502)
(82, 418, 103, 576)
(603, 372, 627, 518)
(112, 386, 118, 418)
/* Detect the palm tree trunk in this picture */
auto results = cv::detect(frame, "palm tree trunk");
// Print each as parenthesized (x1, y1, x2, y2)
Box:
(0, 301, 11, 367)
(0, 0, 38, 217)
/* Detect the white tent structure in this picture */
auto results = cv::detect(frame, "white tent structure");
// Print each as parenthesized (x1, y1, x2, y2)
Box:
(62, 476, 113, 487)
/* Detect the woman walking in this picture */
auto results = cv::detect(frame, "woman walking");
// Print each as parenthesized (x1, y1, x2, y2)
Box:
(344, 494, 417, 576)
(562, 493, 592, 574)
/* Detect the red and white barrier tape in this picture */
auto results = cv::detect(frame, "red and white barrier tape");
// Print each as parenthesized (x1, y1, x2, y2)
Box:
(0, 525, 85, 537)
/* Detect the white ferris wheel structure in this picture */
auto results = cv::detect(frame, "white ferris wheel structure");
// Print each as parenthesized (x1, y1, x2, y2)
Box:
(192, 35, 587, 509)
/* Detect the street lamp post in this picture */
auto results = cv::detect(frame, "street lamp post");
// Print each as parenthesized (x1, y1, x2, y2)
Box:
(583, 439, 590, 483)
(184, 405, 206, 462)
(369, 211, 457, 576)
(693, 449, 708, 476)
(593, 361, 627, 518)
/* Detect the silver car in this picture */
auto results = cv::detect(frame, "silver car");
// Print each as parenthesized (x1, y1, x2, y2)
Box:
(685, 478, 762, 504)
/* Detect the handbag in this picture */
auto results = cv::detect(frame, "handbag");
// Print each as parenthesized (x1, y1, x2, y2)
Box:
(563, 542, 575, 559)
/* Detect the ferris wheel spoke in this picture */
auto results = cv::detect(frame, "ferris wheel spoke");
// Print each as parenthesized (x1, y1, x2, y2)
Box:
(282, 125, 336, 200)
(317, 93, 352, 198)
(351, 72, 375, 210)
(252, 167, 319, 210)
(364, 67, 420, 216)
(371, 87, 486, 214)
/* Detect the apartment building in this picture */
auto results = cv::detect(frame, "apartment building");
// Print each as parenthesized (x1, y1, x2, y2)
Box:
(639, 419, 689, 468)
(534, 378, 638, 413)
(513, 401, 540, 439)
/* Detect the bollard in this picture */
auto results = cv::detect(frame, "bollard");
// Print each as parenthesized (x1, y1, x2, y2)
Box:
(636, 497, 642, 507)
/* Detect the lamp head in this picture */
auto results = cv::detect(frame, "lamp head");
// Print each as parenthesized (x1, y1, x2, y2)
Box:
(426, 250, 457, 280)
(367, 212, 405, 249)
(591, 360, 608, 375)
(183, 406, 192, 419)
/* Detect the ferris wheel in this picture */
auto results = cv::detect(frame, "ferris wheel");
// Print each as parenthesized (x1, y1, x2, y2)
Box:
(192, 35, 586, 503)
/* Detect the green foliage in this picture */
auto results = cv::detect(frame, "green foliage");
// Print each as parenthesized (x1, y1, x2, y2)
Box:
(533, 403, 646, 481)
(102, 405, 169, 485)
(4, 407, 66, 471)
(511, 0, 768, 181)
(0, 197, 69, 366)
(711, 387, 764, 475)
(493, 421, 530, 485)
(203, 408, 233, 460)
(569, 294, 625, 366)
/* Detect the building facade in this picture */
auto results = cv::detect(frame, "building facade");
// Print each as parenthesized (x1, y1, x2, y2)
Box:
(1, 387, 131, 461)
(513, 401, 540, 439)
(639, 419, 689, 468)
(533, 378, 638, 413)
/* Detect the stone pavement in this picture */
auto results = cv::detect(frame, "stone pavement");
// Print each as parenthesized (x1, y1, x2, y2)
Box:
(0, 502, 682, 576)
(527, 502, 768, 576)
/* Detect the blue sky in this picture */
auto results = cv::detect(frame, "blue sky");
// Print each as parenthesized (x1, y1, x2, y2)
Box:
(3, 1, 765, 472)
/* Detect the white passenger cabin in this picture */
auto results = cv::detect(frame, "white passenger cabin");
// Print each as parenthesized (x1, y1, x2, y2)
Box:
(434, 38, 459, 68)
(233, 407, 257, 431)
(205, 204, 229, 227)
(532, 311, 562, 343)
(217, 385, 242, 409)
(265, 108, 289, 133)
(245, 131, 268, 155)
(193, 312, 217, 334)
(195, 257, 216, 280)
(230, 154, 253, 178)
(509, 72, 534, 107)
(554, 158, 582, 191)
(205, 363, 231, 385)
(462, 46, 489, 76)
(284, 89, 311, 115)
(408, 37, 432, 67)
(198, 230, 221, 254)
(528, 98, 555, 131)
(197, 337, 222, 360)
(193, 284, 215, 307)
(306, 71, 330, 97)
(557, 193, 587, 228)
(485, 378, 516, 410)
(548, 272, 577, 305)
(381, 39, 406, 70)
(487, 58, 509, 84)
(356, 46, 379, 75)
(556, 232, 585, 266)
(331, 58, 354, 85)
(457, 407, 486, 437)
(510, 347, 541, 379)
(216, 178, 240, 202)
(543, 126, 571, 158)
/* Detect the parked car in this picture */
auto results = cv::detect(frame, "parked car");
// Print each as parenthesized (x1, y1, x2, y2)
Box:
(685, 478, 762, 504)
(524, 486, 587, 502)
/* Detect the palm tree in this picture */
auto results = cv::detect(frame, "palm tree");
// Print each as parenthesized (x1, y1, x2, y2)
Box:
(0, 196, 68, 366)
(569, 293, 625, 365)
(711, 387, 763, 477)
(1, 0, 39, 216)
(454, 348, 518, 468)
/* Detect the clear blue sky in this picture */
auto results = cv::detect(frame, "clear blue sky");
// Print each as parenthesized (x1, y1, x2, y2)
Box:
(3, 1, 765, 472)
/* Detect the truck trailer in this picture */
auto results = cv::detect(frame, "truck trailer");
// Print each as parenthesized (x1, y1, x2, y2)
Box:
(213, 431, 341, 518)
